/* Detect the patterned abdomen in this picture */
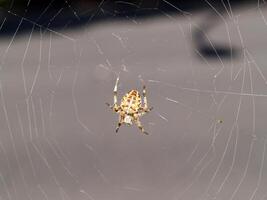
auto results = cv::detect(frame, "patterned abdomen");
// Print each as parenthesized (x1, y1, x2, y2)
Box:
(120, 90, 141, 114)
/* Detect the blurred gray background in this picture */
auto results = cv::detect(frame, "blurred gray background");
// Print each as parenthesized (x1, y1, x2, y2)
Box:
(0, 1, 267, 200)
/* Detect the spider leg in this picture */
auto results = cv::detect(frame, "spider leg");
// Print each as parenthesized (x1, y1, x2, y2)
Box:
(135, 118, 148, 135)
(145, 106, 153, 112)
(115, 116, 123, 133)
(106, 102, 120, 112)
(113, 77, 119, 106)
(106, 102, 112, 107)
(142, 85, 148, 110)
(115, 123, 122, 133)
(142, 85, 153, 113)
(106, 77, 120, 113)
(138, 106, 153, 117)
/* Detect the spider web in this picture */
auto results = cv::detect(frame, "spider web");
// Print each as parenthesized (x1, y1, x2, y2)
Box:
(0, 0, 267, 200)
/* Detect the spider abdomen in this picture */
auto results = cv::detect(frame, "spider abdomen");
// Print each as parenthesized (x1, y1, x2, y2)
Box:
(120, 90, 141, 114)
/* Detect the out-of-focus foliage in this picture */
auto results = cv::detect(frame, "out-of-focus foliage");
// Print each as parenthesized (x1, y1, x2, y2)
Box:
(0, 0, 8, 7)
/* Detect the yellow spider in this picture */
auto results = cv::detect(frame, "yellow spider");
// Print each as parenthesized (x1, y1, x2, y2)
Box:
(106, 78, 153, 135)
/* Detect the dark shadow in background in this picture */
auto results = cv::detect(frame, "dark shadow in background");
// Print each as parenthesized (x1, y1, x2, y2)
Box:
(0, 0, 261, 60)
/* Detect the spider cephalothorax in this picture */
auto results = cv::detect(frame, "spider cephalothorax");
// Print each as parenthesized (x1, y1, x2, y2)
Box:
(106, 78, 153, 135)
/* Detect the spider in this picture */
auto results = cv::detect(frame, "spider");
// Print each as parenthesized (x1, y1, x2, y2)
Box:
(106, 78, 153, 135)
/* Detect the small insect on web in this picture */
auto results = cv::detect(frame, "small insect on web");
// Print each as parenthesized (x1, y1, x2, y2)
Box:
(106, 77, 153, 135)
